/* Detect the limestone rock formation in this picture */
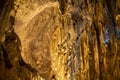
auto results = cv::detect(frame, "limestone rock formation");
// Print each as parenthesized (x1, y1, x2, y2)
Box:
(0, 0, 120, 80)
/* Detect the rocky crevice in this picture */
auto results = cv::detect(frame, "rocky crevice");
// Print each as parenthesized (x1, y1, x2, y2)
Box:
(0, 0, 120, 80)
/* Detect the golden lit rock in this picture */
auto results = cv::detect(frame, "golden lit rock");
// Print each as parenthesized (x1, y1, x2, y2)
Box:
(0, 0, 120, 80)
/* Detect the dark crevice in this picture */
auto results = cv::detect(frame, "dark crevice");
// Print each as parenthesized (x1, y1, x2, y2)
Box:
(93, 20, 100, 45)
(1, 44, 13, 69)
(51, 74, 56, 80)
(58, 0, 67, 14)
(10, 16, 15, 25)
(19, 59, 37, 72)
(0, 0, 7, 15)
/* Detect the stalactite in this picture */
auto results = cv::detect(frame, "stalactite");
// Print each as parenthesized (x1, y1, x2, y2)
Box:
(0, 0, 120, 80)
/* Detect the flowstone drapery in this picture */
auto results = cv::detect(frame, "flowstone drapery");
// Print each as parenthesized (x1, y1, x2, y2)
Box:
(0, 0, 120, 80)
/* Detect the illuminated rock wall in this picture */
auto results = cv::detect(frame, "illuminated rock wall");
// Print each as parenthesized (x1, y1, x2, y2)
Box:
(0, 0, 120, 80)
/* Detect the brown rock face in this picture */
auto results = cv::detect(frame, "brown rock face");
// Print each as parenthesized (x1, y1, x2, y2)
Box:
(0, 0, 120, 80)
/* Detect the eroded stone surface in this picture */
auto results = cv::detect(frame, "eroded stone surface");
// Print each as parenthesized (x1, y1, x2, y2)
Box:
(13, 0, 60, 79)
(0, 0, 120, 80)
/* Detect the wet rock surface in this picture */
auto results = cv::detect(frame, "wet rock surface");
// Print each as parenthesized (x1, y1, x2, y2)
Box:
(0, 0, 120, 80)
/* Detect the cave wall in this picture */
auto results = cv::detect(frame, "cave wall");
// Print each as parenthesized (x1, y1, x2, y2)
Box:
(0, 0, 120, 80)
(51, 0, 120, 80)
(0, 0, 39, 80)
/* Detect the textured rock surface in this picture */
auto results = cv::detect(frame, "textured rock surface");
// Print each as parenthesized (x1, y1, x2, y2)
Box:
(0, 0, 120, 80)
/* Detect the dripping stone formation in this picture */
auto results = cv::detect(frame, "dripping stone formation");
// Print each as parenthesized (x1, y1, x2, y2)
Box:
(0, 0, 120, 80)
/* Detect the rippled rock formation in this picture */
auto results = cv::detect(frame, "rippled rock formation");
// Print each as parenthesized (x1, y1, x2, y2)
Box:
(0, 0, 120, 80)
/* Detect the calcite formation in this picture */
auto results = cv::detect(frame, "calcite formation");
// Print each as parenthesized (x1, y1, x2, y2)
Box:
(0, 0, 120, 80)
